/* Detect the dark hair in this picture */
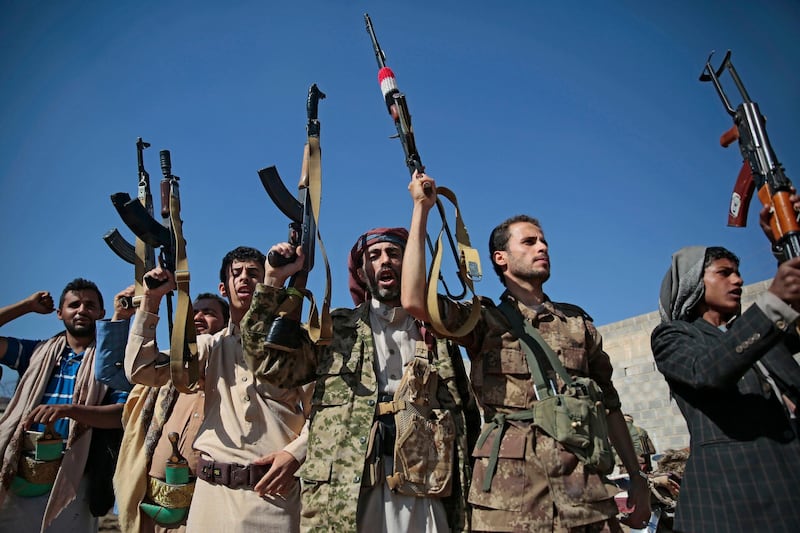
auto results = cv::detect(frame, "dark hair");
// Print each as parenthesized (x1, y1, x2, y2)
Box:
(703, 246, 740, 270)
(219, 246, 266, 284)
(59, 278, 104, 309)
(194, 292, 230, 324)
(488, 214, 542, 284)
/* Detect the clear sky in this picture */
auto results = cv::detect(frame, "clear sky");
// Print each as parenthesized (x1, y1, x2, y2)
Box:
(1, 1, 799, 393)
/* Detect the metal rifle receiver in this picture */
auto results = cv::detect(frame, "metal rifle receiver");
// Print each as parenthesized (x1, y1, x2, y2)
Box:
(700, 50, 800, 259)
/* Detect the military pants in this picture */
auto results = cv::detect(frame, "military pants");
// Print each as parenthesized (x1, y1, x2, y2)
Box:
(469, 424, 618, 532)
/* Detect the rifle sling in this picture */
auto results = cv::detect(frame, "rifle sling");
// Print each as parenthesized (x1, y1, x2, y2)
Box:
(425, 186, 482, 338)
(496, 300, 574, 397)
(168, 182, 200, 393)
(300, 136, 333, 345)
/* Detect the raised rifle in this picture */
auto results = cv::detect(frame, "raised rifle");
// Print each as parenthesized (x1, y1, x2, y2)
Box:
(103, 137, 157, 308)
(258, 84, 332, 345)
(700, 50, 800, 260)
(364, 13, 482, 337)
(108, 147, 199, 392)
(260, 84, 325, 274)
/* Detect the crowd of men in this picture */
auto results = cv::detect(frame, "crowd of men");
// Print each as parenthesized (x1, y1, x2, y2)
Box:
(1, 173, 799, 533)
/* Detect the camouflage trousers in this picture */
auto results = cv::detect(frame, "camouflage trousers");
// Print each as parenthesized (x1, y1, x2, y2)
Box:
(469, 424, 618, 532)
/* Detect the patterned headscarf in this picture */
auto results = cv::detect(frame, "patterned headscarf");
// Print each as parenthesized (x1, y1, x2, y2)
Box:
(658, 246, 708, 323)
(348, 227, 408, 305)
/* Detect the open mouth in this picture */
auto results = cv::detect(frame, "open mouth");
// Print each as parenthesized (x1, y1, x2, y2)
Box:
(236, 286, 253, 299)
(377, 269, 397, 288)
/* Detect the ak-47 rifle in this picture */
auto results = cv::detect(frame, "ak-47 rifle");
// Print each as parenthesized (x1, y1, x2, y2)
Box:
(700, 50, 800, 260)
(103, 137, 157, 308)
(258, 84, 332, 346)
(109, 147, 199, 392)
(364, 13, 482, 337)
(260, 84, 326, 275)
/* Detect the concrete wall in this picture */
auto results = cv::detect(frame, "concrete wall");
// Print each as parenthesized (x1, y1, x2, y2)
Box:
(598, 279, 771, 453)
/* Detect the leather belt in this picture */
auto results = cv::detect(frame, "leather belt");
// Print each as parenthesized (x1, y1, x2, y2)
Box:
(197, 457, 269, 490)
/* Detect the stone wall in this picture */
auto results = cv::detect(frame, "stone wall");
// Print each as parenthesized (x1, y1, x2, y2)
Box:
(598, 279, 770, 453)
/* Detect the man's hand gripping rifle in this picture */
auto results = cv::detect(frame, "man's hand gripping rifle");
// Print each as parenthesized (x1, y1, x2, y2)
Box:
(258, 84, 332, 347)
(365, 13, 481, 337)
(108, 148, 199, 392)
(701, 50, 800, 260)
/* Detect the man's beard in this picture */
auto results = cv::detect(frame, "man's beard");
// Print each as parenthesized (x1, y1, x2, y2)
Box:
(65, 320, 96, 339)
(364, 268, 401, 303)
(518, 268, 550, 284)
(507, 254, 550, 284)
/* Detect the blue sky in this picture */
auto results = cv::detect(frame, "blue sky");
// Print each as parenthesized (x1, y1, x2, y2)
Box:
(1, 1, 799, 392)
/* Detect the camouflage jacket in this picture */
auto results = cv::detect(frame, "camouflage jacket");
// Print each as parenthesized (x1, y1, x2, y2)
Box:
(241, 284, 477, 532)
(438, 291, 621, 529)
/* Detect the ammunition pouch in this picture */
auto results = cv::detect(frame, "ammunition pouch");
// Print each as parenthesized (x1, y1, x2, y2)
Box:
(495, 300, 614, 475)
(532, 377, 614, 475)
(383, 356, 455, 498)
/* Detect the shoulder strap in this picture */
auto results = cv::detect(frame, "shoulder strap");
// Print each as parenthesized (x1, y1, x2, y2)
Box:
(301, 135, 333, 345)
(168, 182, 200, 393)
(497, 300, 573, 398)
(425, 186, 482, 338)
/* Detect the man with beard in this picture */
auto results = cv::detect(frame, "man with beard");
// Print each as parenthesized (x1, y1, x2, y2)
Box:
(401, 175, 650, 532)
(95, 288, 229, 532)
(241, 228, 477, 532)
(124, 246, 312, 532)
(0, 278, 128, 532)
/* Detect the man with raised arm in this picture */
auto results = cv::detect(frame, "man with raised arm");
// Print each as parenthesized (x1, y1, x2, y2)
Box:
(402, 174, 650, 532)
(241, 228, 478, 532)
(0, 279, 127, 532)
(124, 246, 311, 532)
(98, 289, 228, 532)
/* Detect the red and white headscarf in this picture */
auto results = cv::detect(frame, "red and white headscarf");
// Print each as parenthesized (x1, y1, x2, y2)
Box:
(347, 227, 408, 305)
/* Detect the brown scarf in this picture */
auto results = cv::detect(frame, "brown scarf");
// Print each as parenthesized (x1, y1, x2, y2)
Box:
(113, 381, 179, 532)
(0, 333, 106, 531)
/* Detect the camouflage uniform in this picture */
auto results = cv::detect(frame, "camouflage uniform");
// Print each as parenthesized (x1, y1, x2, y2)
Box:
(439, 291, 621, 532)
(241, 284, 476, 532)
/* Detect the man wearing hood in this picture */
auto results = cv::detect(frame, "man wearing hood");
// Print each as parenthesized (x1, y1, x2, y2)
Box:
(241, 228, 478, 532)
(651, 245, 800, 532)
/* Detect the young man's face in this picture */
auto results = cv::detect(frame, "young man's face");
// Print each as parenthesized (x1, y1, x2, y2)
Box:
(359, 241, 403, 305)
(193, 297, 227, 335)
(495, 221, 550, 284)
(219, 259, 265, 312)
(57, 290, 105, 339)
(701, 257, 743, 320)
